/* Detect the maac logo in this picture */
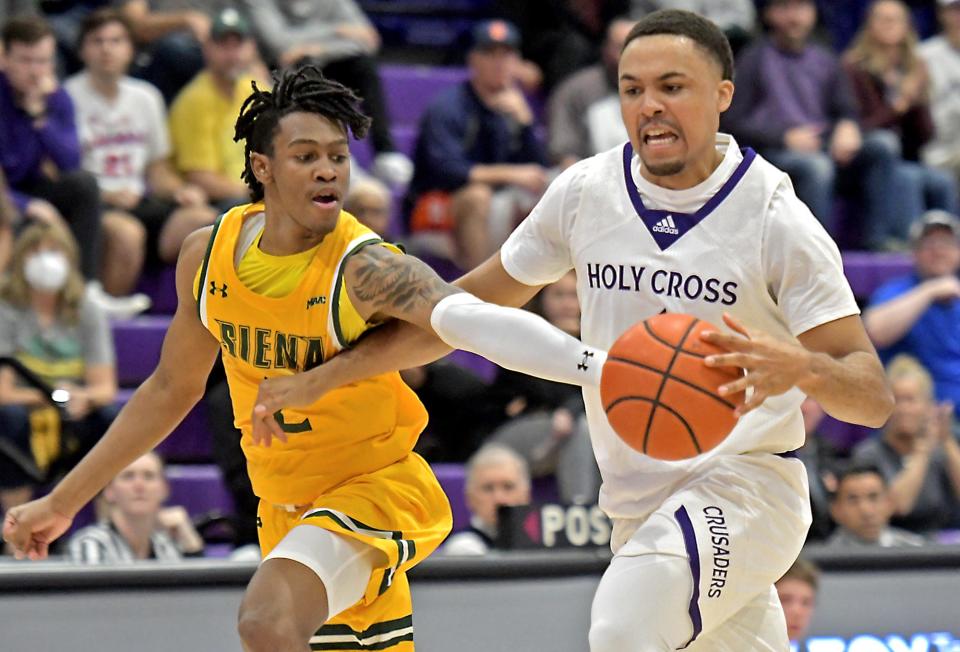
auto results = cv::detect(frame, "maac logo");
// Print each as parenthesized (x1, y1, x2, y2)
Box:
(306, 295, 326, 310)
(209, 280, 228, 298)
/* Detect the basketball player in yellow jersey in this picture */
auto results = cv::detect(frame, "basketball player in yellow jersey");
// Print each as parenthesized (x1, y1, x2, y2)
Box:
(4, 66, 612, 651)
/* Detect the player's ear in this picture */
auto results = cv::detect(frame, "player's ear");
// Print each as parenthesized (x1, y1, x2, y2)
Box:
(717, 79, 734, 113)
(250, 151, 272, 185)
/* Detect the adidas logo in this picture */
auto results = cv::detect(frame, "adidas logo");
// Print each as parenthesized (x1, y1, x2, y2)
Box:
(652, 215, 679, 235)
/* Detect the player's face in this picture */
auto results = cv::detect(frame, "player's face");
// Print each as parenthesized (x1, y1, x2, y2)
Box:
(104, 454, 168, 518)
(914, 229, 960, 278)
(4, 36, 56, 96)
(81, 21, 134, 78)
(466, 463, 530, 529)
(867, 0, 910, 48)
(540, 271, 580, 337)
(887, 377, 930, 439)
(775, 578, 816, 641)
(830, 474, 891, 542)
(253, 112, 351, 238)
(618, 35, 734, 190)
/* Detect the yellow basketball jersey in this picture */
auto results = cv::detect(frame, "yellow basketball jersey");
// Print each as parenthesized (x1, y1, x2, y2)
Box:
(197, 202, 429, 506)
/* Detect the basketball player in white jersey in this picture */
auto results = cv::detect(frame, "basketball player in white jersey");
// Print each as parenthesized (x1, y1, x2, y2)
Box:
(515, 13, 891, 648)
(194, 11, 890, 650)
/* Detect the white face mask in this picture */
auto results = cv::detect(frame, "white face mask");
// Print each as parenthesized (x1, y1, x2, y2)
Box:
(23, 250, 70, 293)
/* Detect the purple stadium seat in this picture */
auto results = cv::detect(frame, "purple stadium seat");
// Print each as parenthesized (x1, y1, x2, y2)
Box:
(432, 462, 470, 532)
(136, 265, 178, 315)
(818, 414, 875, 454)
(165, 463, 235, 518)
(112, 316, 169, 386)
(446, 350, 496, 383)
(841, 251, 913, 300)
(380, 64, 468, 128)
(112, 388, 213, 462)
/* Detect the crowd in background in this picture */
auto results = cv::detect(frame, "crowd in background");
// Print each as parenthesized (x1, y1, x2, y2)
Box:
(0, 0, 959, 573)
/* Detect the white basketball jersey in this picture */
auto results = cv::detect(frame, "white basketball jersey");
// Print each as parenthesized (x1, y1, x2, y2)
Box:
(500, 134, 859, 520)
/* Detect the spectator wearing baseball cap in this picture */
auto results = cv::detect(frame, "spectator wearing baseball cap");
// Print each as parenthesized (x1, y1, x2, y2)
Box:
(168, 7, 261, 210)
(406, 18, 551, 271)
(865, 209, 960, 420)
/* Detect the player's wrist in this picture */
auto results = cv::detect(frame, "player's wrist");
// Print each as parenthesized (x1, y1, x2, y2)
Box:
(47, 487, 80, 519)
(793, 348, 823, 395)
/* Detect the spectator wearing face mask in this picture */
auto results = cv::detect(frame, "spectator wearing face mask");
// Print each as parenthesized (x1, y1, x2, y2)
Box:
(0, 223, 118, 521)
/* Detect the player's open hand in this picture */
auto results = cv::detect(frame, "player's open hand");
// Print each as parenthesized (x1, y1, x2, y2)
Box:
(251, 374, 322, 446)
(700, 313, 814, 417)
(2, 495, 73, 561)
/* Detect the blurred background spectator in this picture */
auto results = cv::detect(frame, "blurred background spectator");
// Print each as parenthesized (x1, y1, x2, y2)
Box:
(864, 210, 960, 416)
(238, 0, 413, 189)
(66, 8, 215, 279)
(723, 0, 903, 249)
(0, 14, 150, 314)
(775, 557, 820, 645)
(167, 7, 257, 211)
(843, 0, 958, 247)
(1, 15, 104, 279)
(68, 450, 204, 562)
(629, 0, 757, 53)
(344, 176, 391, 237)
(407, 19, 550, 270)
(0, 223, 118, 515)
(491, 0, 628, 93)
(117, 0, 232, 104)
(440, 443, 531, 556)
(851, 355, 960, 532)
(547, 16, 633, 168)
(827, 462, 928, 545)
(919, 0, 960, 182)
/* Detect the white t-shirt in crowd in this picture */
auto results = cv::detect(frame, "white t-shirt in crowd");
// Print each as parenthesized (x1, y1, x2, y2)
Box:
(500, 133, 859, 520)
(65, 72, 170, 196)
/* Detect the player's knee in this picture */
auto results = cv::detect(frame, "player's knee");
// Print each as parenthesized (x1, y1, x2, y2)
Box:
(237, 605, 303, 652)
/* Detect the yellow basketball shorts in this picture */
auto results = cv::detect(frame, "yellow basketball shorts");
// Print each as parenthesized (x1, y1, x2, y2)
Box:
(257, 452, 453, 651)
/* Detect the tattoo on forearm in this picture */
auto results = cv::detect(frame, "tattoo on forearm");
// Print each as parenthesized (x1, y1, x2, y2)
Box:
(351, 246, 453, 314)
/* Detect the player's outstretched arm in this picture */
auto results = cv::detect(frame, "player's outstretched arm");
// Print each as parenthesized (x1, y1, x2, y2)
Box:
(2, 229, 221, 560)
(250, 248, 597, 443)
(348, 245, 605, 385)
(702, 313, 894, 428)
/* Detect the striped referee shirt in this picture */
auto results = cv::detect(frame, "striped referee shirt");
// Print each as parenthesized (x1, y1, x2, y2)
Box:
(68, 521, 184, 564)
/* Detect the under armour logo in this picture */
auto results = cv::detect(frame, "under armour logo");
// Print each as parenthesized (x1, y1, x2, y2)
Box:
(578, 350, 595, 371)
(209, 280, 228, 298)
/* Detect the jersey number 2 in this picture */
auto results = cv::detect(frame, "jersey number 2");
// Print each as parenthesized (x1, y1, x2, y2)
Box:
(273, 410, 312, 434)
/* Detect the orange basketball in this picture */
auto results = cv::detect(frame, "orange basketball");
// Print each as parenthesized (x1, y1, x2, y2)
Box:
(600, 313, 744, 460)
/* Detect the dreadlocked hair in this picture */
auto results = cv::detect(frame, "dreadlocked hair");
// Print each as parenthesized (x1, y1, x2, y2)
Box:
(234, 65, 372, 202)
